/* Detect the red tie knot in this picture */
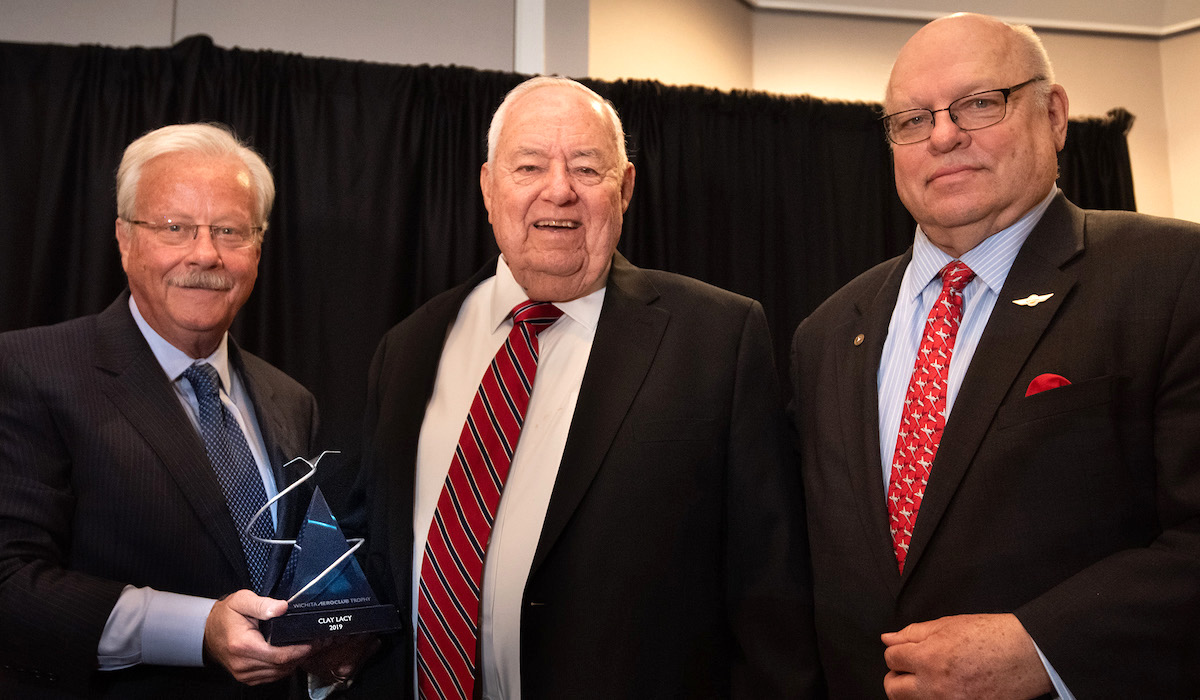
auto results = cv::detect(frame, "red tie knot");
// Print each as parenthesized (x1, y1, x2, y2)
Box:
(940, 261, 975, 296)
(511, 300, 564, 333)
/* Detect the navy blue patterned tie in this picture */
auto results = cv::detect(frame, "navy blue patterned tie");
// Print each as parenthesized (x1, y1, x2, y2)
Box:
(183, 363, 274, 592)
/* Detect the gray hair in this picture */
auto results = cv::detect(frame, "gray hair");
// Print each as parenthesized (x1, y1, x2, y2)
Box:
(1009, 22, 1057, 106)
(486, 76, 628, 166)
(116, 122, 274, 230)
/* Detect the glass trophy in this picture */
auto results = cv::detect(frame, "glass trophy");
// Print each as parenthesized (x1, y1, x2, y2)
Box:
(251, 451, 401, 645)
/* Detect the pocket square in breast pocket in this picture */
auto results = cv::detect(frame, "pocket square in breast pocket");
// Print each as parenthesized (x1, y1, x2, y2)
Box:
(1025, 373, 1071, 397)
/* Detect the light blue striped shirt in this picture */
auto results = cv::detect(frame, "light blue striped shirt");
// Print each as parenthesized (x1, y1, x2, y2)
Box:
(877, 187, 1057, 482)
(876, 187, 1075, 700)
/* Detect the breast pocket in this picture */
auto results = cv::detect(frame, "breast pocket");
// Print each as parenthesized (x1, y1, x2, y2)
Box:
(994, 374, 1116, 430)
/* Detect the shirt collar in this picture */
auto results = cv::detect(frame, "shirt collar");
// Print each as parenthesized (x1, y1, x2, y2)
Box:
(491, 255, 606, 333)
(128, 295, 233, 388)
(904, 186, 1059, 298)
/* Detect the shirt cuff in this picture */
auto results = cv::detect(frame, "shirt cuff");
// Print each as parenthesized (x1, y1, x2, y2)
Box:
(98, 586, 216, 670)
(309, 671, 352, 699)
(142, 590, 217, 666)
(1031, 637, 1077, 700)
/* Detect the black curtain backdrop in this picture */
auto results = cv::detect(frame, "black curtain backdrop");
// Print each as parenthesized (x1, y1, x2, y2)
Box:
(0, 36, 1137, 495)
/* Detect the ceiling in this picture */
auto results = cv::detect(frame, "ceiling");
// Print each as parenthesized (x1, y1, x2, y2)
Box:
(744, 0, 1200, 37)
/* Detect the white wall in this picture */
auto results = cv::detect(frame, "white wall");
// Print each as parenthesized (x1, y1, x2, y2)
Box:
(588, 0, 754, 92)
(0, 0, 175, 47)
(0, 0, 516, 71)
(1039, 30, 1174, 218)
(751, 11, 915, 101)
(1162, 31, 1200, 223)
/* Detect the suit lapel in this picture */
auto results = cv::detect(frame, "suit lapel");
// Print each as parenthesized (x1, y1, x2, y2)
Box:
(93, 294, 251, 587)
(902, 195, 1084, 578)
(384, 263, 498, 597)
(529, 254, 668, 577)
(838, 254, 911, 596)
(233, 343, 312, 593)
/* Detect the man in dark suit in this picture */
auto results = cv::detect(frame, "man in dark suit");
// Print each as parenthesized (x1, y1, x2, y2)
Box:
(355, 76, 819, 698)
(791, 13, 1200, 699)
(0, 123, 325, 697)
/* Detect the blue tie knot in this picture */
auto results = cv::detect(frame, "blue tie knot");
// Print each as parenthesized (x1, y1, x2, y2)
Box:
(183, 362, 221, 400)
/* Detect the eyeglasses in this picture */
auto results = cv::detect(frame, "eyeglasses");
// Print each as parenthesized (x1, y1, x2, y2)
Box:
(126, 218, 263, 249)
(881, 77, 1045, 145)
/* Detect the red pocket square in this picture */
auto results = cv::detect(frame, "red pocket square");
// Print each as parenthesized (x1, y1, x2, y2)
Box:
(1025, 373, 1071, 397)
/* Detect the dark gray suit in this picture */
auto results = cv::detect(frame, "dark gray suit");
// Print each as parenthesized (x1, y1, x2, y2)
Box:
(791, 194, 1200, 698)
(0, 292, 318, 698)
(355, 254, 820, 699)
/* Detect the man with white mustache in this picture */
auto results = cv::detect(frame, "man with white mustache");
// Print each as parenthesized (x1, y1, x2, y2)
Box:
(353, 76, 821, 698)
(0, 123, 328, 697)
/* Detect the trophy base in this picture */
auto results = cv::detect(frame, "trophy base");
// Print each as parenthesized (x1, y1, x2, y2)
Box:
(260, 603, 402, 645)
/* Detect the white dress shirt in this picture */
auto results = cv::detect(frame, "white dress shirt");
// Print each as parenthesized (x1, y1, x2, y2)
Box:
(96, 296, 277, 669)
(412, 256, 603, 700)
(876, 187, 1075, 699)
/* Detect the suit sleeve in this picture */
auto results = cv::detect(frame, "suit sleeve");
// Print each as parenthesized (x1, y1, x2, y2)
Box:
(725, 302, 824, 698)
(0, 346, 126, 689)
(1014, 238, 1200, 697)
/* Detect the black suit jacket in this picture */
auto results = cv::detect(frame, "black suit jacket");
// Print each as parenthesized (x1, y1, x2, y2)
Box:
(791, 194, 1200, 698)
(0, 293, 318, 698)
(356, 254, 821, 699)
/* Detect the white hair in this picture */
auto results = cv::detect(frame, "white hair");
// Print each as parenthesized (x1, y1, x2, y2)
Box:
(486, 76, 628, 165)
(115, 122, 274, 230)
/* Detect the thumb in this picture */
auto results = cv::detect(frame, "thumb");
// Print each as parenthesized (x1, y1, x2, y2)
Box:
(225, 589, 288, 621)
(881, 620, 929, 647)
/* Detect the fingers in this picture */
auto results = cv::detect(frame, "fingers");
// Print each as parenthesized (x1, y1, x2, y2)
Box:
(877, 614, 1053, 699)
(304, 634, 382, 687)
(204, 590, 316, 685)
(883, 669, 918, 700)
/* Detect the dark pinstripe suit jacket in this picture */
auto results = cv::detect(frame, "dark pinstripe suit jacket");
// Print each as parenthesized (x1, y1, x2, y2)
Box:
(0, 292, 318, 698)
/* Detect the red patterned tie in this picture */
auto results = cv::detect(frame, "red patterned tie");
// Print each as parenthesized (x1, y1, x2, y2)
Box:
(417, 300, 563, 699)
(887, 261, 974, 573)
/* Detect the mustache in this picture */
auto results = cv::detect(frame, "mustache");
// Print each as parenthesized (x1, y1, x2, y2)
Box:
(167, 270, 234, 291)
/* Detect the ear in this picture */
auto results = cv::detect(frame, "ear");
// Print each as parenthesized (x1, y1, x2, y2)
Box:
(479, 162, 494, 224)
(619, 163, 636, 213)
(1046, 84, 1069, 152)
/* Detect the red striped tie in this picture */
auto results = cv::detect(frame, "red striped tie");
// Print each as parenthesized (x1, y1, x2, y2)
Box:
(417, 299, 563, 699)
(887, 261, 974, 573)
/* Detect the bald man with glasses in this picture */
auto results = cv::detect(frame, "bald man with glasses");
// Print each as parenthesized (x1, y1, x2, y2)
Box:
(791, 13, 1200, 698)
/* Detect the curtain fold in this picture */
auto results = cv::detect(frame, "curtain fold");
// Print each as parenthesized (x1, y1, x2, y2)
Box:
(0, 36, 1138, 471)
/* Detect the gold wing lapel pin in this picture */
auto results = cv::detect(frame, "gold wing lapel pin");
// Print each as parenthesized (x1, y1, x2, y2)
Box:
(1012, 293, 1054, 307)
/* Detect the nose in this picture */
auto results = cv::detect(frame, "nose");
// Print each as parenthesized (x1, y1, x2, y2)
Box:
(186, 226, 222, 265)
(927, 111, 969, 152)
(540, 162, 578, 206)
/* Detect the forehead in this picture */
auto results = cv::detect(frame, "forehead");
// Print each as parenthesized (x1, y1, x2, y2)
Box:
(497, 86, 617, 157)
(137, 151, 254, 207)
(887, 18, 1020, 107)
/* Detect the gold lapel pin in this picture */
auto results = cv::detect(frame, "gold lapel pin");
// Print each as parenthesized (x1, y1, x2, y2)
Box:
(1012, 293, 1054, 307)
